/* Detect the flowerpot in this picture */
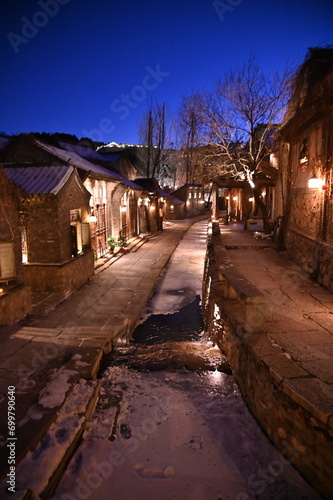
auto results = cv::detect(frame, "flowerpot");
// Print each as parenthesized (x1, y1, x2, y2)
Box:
(120, 248, 127, 254)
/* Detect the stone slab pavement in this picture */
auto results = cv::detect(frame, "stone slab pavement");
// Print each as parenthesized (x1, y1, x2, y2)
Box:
(0, 217, 208, 481)
(219, 221, 333, 426)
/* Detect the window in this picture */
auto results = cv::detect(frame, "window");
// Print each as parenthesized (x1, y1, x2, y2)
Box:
(0, 242, 16, 281)
(20, 228, 28, 263)
(299, 138, 308, 168)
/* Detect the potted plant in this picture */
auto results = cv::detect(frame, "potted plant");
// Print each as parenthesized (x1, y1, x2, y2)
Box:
(117, 235, 127, 253)
(107, 236, 116, 254)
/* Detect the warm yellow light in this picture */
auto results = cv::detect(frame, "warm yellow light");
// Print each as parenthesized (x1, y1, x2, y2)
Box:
(121, 206, 127, 212)
(233, 196, 238, 201)
(226, 196, 230, 200)
(149, 205, 155, 211)
(308, 177, 325, 189)
(249, 197, 254, 202)
(89, 215, 97, 223)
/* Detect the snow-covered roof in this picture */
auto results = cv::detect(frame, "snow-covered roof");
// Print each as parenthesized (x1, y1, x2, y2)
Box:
(157, 188, 184, 205)
(59, 142, 123, 167)
(4, 165, 74, 195)
(57, 142, 144, 190)
(35, 140, 122, 180)
(32, 140, 144, 191)
(59, 142, 109, 162)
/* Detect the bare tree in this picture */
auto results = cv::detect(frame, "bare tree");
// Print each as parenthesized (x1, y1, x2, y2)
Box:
(202, 56, 292, 232)
(177, 92, 205, 184)
(138, 102, 171, 181)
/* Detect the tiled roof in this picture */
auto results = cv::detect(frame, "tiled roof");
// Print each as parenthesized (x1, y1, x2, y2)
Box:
(3, 165, 74, 195)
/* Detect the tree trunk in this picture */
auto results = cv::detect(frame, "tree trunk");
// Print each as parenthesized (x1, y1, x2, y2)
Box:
(254, 188, 271, 234)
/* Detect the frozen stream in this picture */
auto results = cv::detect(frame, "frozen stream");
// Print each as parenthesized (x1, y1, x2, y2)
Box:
(53, 220, 321, 500)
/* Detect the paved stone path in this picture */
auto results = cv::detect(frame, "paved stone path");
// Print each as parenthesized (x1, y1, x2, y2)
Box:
(220, 222, 333, 424)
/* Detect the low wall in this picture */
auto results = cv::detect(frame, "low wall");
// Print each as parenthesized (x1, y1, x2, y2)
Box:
(24, 250, 94, 297)
(0, 284, 31, 325)
(202, 231, 333, 499)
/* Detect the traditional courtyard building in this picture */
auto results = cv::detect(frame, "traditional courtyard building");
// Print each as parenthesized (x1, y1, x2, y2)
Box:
(171, 184, 205, 218)
(3, 164, 94, 297)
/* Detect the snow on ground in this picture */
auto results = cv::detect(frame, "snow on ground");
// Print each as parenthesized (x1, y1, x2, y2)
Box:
(53, 220, 320, 500)
(38, 368, 78, 409)
(143, 220, 208, 318)
(0, 380, 98, 498)
(54, 366, 320, 500)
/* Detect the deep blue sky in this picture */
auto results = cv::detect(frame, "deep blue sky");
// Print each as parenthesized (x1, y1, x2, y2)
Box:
(1, 0, 332, 144)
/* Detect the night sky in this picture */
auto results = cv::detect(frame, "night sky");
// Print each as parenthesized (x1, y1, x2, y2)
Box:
(1, 0, 332, 144)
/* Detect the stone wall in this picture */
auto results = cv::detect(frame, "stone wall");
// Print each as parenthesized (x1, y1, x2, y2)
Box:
(202, 233, 333, 499)
(24, 250, 94, 296)
(285, 227, 333, 292)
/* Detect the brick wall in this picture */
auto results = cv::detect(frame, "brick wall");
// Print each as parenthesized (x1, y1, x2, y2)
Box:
(23, 195, 61, 263)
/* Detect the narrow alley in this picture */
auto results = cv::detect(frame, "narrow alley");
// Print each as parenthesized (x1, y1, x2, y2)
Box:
(48, 220, 320, 500)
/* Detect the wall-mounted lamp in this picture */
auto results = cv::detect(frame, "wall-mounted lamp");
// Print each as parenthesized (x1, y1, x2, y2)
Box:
(89, 215, 97, 223)
(249, 197, 254, 202)
(121, 206, 127, 213)
(308, 175, 325, 189)
(232, 196, 238, 201)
